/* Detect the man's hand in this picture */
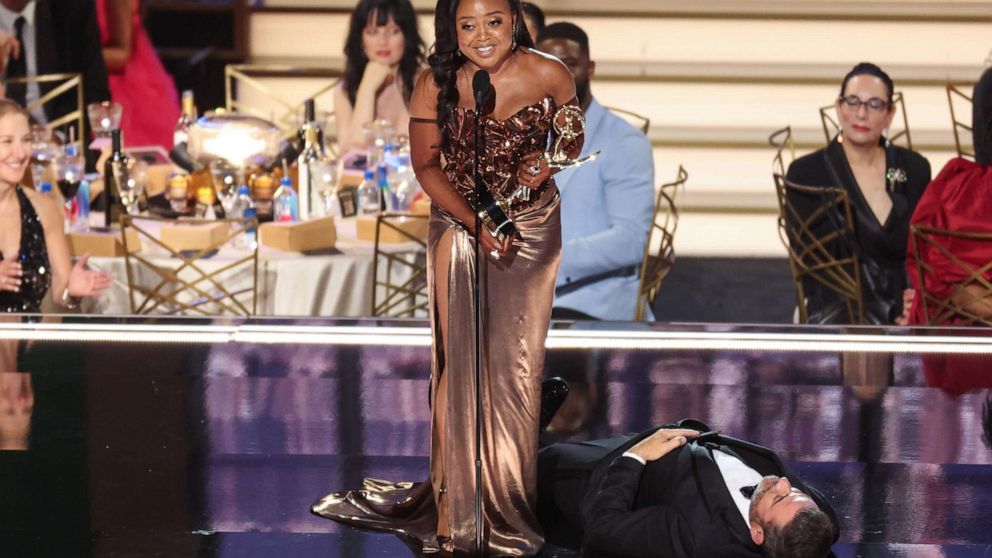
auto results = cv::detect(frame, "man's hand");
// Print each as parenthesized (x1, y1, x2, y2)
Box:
(627, 428, 699, 462)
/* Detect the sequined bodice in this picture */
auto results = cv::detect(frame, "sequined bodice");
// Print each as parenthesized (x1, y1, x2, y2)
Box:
(443, 96, 556, 212)
(0, 187, 51, 313)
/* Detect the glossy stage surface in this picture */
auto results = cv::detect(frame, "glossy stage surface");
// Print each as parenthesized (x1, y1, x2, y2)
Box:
(1, 317, 991, 557)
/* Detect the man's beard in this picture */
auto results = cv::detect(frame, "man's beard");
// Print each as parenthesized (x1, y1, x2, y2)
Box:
(576, 78, 591, 107)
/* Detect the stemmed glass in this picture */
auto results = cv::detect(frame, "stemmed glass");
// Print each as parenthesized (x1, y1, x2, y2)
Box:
(210, 159, 243, 218)
(312, 159, 339, 218)
(52, 146, 84, 228)
(29, 125, 57, 187)
(86, 101, 123, 139)
(118, 159, 147, 216)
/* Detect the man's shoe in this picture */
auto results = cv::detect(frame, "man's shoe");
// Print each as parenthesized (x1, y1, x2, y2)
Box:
(540, 377, 570, 431)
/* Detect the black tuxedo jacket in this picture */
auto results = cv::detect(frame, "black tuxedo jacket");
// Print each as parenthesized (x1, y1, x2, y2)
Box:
(32, 0, 110, 136)
(539, 420, 839, 558)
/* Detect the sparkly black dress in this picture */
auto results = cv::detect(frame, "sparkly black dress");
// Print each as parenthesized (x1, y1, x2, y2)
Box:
(0, 187, 52, 313)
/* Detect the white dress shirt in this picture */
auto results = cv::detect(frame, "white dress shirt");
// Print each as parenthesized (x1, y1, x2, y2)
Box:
(0, 1, 47, 124)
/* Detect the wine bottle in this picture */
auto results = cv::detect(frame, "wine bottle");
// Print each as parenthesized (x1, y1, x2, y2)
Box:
(173, 90, 197, 147)
(103, 129, 128, 226)
(296, 126, 323, 220)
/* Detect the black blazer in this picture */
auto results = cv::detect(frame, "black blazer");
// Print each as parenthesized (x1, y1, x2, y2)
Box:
(540, 420, 839, 558)
(785, 138, 931, 324)
(33, 0, 111, 143)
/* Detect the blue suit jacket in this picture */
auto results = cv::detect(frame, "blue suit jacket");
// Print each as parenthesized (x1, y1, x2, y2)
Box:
(553, 98, 655, 320)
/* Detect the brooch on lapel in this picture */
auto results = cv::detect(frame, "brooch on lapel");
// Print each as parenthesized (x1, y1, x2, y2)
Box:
(885, 167, 907, 192)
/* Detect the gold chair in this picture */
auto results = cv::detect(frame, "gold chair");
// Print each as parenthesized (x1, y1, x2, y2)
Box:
(225, 64, 340, 151)
(1, 72, 85, 152)
(769, 125, 795, 177)
(774, 174, 864, 324)
(635, 165, 687, 320)
(946, 82, 976, 161)
(120, 215, 260, 316)
(605, 106, 650, 135)
(819, 91, 912, 149)
(371, 212, 429, 318)
(910, 225, 992, 326)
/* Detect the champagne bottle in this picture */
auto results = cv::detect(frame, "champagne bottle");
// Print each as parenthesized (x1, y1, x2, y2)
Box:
(173, 90, 197, 147)
(103, 129, 128, 226)
(296, 126, 323, 220)
(298, 98, 325, 150)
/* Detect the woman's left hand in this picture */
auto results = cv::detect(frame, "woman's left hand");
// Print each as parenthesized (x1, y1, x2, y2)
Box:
(894, 288, 915, 326)
(67, 254, 112, 298)
(516, 151, 550, 190)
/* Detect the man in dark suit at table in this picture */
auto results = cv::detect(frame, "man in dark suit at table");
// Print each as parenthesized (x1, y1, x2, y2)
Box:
(537, 420, 839, 558)
(0, 0, 110, 154)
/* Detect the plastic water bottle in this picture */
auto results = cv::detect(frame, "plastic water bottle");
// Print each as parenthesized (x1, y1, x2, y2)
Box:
(376, 163, 394, 211)
(389, 151, 421, 212)
(273, 176, 299, 222)
(76, 178, 91, 232)
(357, 169, 380, 215)
(231, 186, 257, 249)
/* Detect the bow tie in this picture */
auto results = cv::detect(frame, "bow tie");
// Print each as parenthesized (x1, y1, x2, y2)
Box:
(740, 484, 757, 499)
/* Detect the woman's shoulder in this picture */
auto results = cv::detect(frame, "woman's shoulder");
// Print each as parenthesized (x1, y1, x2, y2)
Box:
(20, 187, 60, 230)
(786, 147, 830, 182)
(517, 48, 573, 103)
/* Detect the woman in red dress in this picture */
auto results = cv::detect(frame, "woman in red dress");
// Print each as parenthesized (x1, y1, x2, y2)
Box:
(97, 0, 180, 148)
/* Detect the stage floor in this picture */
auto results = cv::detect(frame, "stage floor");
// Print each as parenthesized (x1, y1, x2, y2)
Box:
(1, 317, 991, 557)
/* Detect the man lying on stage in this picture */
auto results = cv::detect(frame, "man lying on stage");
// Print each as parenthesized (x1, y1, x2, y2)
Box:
(536, 390, 839, 558)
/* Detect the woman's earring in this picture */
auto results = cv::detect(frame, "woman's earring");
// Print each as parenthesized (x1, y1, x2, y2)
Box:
(883, 128, 892, 148)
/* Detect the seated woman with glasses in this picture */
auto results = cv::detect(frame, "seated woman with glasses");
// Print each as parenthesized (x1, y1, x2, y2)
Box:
(907, 66, 992, 324)
(786, 62, 931, 325)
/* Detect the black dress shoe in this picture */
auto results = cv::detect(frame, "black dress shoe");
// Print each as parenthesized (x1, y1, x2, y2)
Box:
(540, 377, 569, 431)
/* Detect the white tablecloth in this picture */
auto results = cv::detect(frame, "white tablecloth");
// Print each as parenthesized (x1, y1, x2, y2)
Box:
(83, 218, 424, 317)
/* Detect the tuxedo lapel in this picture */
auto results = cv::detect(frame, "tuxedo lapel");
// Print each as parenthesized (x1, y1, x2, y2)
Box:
(692, 441, 762, 549)
(32, 0, 60, 122)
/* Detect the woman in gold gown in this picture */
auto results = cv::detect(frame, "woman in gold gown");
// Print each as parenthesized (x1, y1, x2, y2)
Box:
(311, 0, 581, 555)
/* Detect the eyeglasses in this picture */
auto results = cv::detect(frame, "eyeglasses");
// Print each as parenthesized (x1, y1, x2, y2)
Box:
(838, 95, 892, 114)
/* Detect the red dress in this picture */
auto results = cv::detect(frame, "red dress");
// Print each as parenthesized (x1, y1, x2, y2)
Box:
(907, 157, 992, 325)
(97, 0, 180, 148)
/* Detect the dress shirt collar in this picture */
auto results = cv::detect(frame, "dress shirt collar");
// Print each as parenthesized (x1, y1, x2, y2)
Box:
(0, 1, 37, 30)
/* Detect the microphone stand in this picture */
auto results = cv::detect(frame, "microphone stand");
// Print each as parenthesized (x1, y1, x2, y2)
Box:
(472, 91, 485, 557)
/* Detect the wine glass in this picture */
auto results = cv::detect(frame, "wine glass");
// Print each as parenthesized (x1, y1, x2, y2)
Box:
(210, 159, 243, 218)
(29, 125, 57, 187)
(312, 159, 339, 218)
(86, 101, 123, 139)
(118, 159, 147, 216)
(52, 147, 84, 226)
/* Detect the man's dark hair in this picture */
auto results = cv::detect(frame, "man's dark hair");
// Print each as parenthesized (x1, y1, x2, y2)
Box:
(521, 2, 545, 35)
(762, 507, 835, 558)
(536, 21, 590, 57)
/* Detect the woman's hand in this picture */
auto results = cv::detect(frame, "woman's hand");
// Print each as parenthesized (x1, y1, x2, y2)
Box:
(66, 254, 112, 298)
(361, 61, 395, 93)
(0, 255, 22, 293)
(627, 428, 700, 462)
(472, 217, 511, 259)
(0, 30, 20, 75)
(516, 151, 550, 190)
(894, 288, 915, 326)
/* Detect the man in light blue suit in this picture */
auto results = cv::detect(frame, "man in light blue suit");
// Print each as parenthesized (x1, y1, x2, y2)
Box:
(538, 23, 656, 320)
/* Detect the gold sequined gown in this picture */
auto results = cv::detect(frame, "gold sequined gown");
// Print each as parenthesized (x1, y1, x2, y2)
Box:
(313, 96, 564, 557)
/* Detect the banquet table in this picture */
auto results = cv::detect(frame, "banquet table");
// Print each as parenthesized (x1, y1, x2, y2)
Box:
(81, 217, 425, 317)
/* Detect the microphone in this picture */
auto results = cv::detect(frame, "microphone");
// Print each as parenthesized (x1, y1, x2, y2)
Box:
(472, 70, 491, 114)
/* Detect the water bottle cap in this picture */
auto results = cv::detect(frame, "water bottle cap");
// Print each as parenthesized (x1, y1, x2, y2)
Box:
(280, 176, 292, 186)
(364, 169, 375, 180)
(237, 185, 250, 195)
(384, 143, 394, 153)
(39, 182, 52, 193)
(65, 144, 79, 157)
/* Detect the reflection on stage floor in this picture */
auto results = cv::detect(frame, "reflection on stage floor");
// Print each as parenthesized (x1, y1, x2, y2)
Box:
(0, 319, 990, 557)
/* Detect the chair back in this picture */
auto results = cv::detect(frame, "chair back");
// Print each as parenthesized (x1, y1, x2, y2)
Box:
(635, 166, 687, 320)
(121, 215, 260, 316)
(1, 72, 85, 153)
(769, 125, 795, 177)
(946, 82, 976, 161)
(225, 64, 339, 154)
(371, 212, 429, 317)
(605, 106, 650, 135)
(910, 224, 992, 326)
(774, 174, 864, 324)
(819, 91, 912, 149)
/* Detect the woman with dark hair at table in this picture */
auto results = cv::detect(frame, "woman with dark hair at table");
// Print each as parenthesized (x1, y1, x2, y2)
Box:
(313, 0, 581, 555)
(0, 100, 110, 314)
(334, 0, 425, 152)
(786, 62, 931, 325)
(907, 66, 992, 324)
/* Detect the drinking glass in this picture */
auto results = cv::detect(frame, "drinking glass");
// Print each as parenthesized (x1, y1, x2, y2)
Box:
(87, 101, 123, 138)
(119, 159, 147, 216)
(210, 159, 243, 217)
(29, 125, 57, 187)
